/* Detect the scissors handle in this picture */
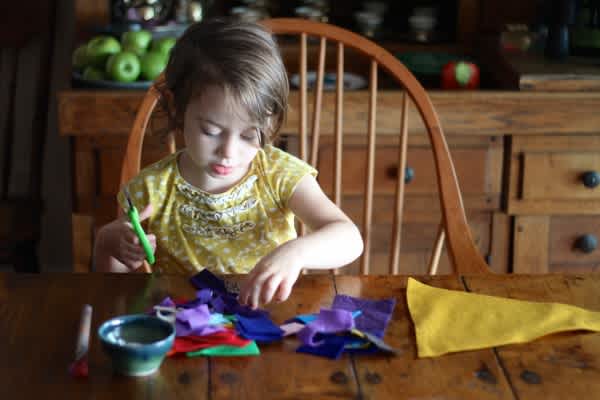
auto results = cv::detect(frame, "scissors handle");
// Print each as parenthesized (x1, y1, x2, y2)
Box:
(127, 206, 156, 265)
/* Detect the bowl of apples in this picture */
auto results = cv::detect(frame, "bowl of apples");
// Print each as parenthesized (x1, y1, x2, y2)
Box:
(72, 29, 177, 89)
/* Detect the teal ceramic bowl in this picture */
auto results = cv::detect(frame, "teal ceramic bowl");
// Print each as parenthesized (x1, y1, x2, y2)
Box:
(98, 314, 175, 377)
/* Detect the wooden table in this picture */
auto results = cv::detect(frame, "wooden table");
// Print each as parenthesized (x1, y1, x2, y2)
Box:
(1, 272, 599, 399)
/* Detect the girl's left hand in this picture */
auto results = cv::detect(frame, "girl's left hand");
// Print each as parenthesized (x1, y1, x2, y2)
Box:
(239, 242, 303, 309)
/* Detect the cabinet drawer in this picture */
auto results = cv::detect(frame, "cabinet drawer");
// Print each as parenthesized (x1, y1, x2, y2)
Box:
(522, 152, 600, 200)
(549, 216, 600, 271)
(514, 215, 600, 273)
(317, 137, 501, 197)
(509, 135, 600, 215)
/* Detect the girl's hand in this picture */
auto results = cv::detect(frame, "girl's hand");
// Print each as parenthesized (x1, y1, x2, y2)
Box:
(102, 204, 157, 271)
(239, 241, 303, 309)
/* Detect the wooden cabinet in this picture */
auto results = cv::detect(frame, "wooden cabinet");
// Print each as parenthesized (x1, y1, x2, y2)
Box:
(313, 133, 504, 275)
(509, 135, 600, 273)
(59, 90, 600, 273)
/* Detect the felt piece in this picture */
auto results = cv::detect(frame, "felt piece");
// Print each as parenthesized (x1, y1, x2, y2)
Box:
(175, 304, 225, 337)
(234, 314, 284, 343)
(350, 329, 400, 355)
(190, 269, 228, 294)
(209, 313, 230, 325)
(187, 341, 260, 357)
(332, 294, 396, 338)
(158, 297, 176, 308)
(190, 270, 270, 317)
(291, 313, 318, 324)
(280, 322, 306, 337)
(168, 329, 252, 356)
(407, 277, 600, 357)
(297, 309, 355, 346)
(213, 293, 268, 318)
(296, 335, 348, 359)
(196, 289, 214, 304)
(287, 310, 362, 325)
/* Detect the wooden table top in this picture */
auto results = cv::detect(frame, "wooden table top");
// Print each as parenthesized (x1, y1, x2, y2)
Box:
(1, 272, 599, 399)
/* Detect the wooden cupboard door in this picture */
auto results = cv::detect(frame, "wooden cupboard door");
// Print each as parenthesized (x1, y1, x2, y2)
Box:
(318, 135, 503, 197)
(549, 216, 600, 272)
(509, 135, 600, 214)
(513, 215, 600, 273)
(522, 152, 600, 200)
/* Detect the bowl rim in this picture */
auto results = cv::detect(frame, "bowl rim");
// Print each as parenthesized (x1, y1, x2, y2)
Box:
(98, 314, 175, 350)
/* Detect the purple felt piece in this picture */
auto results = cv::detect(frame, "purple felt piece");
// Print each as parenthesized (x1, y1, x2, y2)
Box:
(332, 295, 396, 338)
(175, 304, 225, 337)
(297, 309, 355, 346)
(196, 289, 213, 304)
(174, 289, 214, 310)
(177, 305, 211, 328)
(158, 297, 176, 308)
(212, 293, 269, 318)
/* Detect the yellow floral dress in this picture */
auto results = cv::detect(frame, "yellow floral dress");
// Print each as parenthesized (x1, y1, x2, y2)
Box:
(117, 145, 317, 274)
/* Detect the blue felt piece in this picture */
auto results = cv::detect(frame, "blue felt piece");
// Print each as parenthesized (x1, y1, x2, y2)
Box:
(293, 314, 318, 324)
(190, 269, 228, 294)
(287, 310, 362, 325)
(296, 335, 348, 359)
(234, 314, 284, 343)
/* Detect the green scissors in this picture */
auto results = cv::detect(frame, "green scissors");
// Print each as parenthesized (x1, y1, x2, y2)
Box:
(124, 187, 155, 265)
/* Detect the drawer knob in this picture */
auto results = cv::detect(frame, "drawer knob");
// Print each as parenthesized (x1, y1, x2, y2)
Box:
(581, 171, 600, 189)
(386, 166, 414, 183)
(575, 234, 598, 253)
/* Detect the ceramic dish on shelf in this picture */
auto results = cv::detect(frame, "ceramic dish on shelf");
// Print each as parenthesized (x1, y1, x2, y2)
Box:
(290, 71, 367, 91)
(72, 71, 153, 90)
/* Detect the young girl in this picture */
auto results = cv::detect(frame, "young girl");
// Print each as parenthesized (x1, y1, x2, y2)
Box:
(94, 18, 363, 309)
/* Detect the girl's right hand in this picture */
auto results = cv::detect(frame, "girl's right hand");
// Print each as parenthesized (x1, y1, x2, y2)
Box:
(104, 204, 157, 271)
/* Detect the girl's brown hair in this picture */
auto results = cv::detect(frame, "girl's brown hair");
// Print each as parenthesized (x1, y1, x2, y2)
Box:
(156, 18, 289, 146)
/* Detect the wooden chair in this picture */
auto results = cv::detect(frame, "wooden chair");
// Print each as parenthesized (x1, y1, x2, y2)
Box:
(120, 18, 491, 275)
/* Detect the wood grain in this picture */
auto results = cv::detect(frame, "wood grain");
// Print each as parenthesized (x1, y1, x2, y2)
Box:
(334, 275, 516, 399)
(3, 272, 600, 398)
(210, 275, 359, 399)
(522, 152, 600, 200)
(59, 90, 600, 137)
(513, 216, 549, 274)
(509, 135, 600, 215)
(0, 273, 206, 399)
(464, 274, 600, 400)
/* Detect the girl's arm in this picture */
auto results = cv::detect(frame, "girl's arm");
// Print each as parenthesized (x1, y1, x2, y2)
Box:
(240, 175, 363, 307)
(285, 174, 364, 269)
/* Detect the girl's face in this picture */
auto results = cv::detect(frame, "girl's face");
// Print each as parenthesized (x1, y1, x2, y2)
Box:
(181, 85, 262, 193)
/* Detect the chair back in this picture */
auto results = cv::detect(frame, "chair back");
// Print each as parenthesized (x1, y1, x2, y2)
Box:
(120, 18, 491, 275)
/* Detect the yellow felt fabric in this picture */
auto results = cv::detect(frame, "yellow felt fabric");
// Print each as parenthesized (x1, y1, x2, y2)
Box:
(407, 277, 600, 357)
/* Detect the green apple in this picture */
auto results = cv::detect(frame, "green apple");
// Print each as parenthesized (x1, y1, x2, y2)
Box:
(106, 51, 141, 82)
(72, 44, 91, 70)
(86, 35, 121, 68)
(121, 30, 152, 56)
(151, 37, 176, 59)
(140, 51, 168, 81)
(122, 44, 146, 57)
(82, 65, 106, 81)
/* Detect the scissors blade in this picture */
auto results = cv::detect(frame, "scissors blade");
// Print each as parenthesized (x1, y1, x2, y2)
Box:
(123, 186, 134, 211)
